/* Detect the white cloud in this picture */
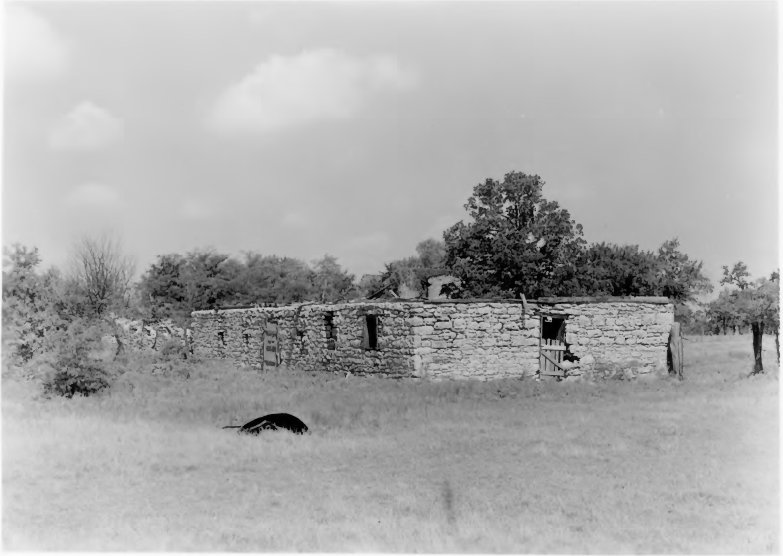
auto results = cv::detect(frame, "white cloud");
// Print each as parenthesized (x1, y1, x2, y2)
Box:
(66, 183, 121, 208)
(48, 102, 124, 151)
(209, 48, 416, 134)
(5, 5, 69, 83)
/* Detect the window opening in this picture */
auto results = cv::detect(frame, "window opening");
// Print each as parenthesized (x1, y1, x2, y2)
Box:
(541, 317, 566, 342)
(363, 315, 379, 350)
(324, 312, 337, 350)
(218, 331, 226, 346)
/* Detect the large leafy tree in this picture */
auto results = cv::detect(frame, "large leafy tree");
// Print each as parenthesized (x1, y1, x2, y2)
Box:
(443, 171, 585, 298)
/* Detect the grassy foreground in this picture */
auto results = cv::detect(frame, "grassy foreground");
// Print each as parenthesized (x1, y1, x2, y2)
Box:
(2, 334, 779, 552)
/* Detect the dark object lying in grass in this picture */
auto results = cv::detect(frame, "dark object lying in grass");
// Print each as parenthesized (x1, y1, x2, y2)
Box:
(223, 413, 309, 435)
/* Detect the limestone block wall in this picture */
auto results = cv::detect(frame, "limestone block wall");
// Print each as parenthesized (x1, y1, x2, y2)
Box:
(190, 306, 295, 368)
(409, 302, 537, 380)
(190, 297, 674, 381)
(537, 299, 674, 377)
(191, 303, 418, 376)
(297, 302, 417, 376)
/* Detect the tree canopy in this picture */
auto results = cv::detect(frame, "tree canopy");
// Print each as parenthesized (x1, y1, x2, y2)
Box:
(441, 171, 711, 304)
(137, 249, 359, 324)
(443, 172, 586, 298)
(378, 239, 449, 298)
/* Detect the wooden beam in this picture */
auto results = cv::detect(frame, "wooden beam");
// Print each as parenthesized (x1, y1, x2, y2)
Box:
(540, 351, 566, 371)
(538, 353, 566, 378)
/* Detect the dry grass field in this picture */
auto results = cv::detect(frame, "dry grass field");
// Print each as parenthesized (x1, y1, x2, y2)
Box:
(2, 333, 779, 552)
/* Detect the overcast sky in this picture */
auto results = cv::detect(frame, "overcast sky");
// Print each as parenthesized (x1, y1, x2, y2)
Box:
(2, 1, 778, 290)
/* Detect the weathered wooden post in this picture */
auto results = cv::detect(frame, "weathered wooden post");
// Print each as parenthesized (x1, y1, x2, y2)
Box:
(668, 322, 684, 380)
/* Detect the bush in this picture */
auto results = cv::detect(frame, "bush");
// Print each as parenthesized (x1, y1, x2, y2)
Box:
(158, 338, 190, 361)
(42, 359, 111, 398)
(36, 319, 115, 398)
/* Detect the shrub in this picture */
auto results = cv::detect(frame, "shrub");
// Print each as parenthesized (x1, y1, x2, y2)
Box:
(37, 319, 115, 398)
(42, 358, 111, 398)
(158, 338, 190, 361)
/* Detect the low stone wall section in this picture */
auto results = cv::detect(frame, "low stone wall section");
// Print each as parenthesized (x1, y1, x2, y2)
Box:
(110, 318, 192, 353)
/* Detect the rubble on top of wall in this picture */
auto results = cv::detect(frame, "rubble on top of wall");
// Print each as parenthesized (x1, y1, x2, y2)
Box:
(105, 318, 192, 353)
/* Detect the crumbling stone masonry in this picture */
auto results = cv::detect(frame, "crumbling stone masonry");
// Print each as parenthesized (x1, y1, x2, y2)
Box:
(190, 297, 674, 380)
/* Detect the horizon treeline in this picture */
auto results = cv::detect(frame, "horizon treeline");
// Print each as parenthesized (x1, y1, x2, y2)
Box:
(2, 170, 779, 395)
(5, 171, 779, 329)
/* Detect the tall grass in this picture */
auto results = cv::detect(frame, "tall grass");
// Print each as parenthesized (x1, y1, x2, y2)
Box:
(2, 333, 778, 552)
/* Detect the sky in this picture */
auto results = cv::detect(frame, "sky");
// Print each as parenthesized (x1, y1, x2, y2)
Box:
(2, 1, 779, 292)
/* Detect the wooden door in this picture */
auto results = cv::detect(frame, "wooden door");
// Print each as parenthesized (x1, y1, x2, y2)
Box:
(539, 316, 567, 378)
(263, 322, 279, 370)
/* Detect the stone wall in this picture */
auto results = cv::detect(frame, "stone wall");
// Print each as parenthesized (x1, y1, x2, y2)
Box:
(190, 297, 674, 381)
(112, 318, 192, 353)
(409, 302, 538, 380)
(536, 299, 674, 379)
(190, 303, 418, 376)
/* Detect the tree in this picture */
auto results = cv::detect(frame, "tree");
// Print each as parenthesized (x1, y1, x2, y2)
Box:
(707, 290, 742, 335)
(138, 253, 188, 322)
(239, 253, 315, 305)
(714, 262, 779, 373)
(736, 275, 779, 373)
(378, 239, 449, 298)
(415, 238, 446, 269)
(69, 233, 135, 318)
(443, 171, 586, 298)
(575, 239, 712, 328)
(312, 254, 357, 302)
(655, 238, 713, 303)
(2, 245, 64, 364)
(179, 249, 237, 310)
(2, 244, 119, 395)
(381, 256, 426, 298)
(721, 261, 751, 291)
(577, 243, 660, 297)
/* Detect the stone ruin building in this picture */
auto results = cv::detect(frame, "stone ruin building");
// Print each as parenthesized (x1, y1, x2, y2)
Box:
(190, 296, 675, 380)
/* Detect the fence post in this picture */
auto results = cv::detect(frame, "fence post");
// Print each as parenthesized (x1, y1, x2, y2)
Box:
(669, 322, 684, 380)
